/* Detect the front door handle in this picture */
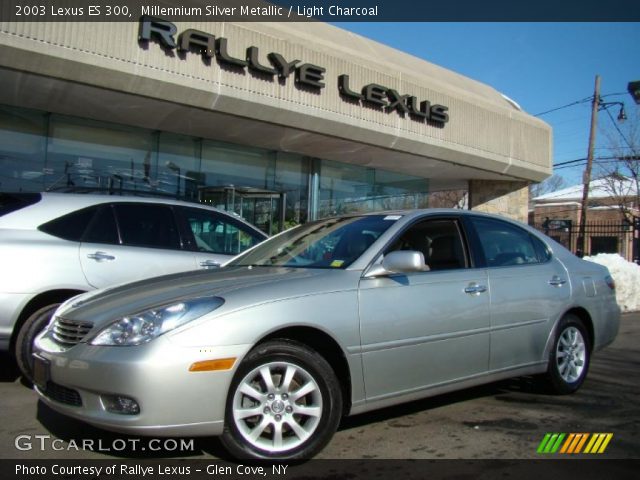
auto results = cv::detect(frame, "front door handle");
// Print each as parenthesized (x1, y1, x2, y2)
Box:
(548, 275, 567, 287)
(200, 260, 221, 269)
(87, 251, 115, 262)
(464, 283, 487, 295)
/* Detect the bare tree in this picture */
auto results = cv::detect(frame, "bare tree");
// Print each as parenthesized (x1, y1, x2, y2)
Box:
(596, 109, 640, 223)
(428, 189, 468, 209)
(529, 174, 567, 208)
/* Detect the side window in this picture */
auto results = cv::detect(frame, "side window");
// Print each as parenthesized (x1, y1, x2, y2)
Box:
(387, 218, 468, 271)
(113, 204, 181, 250)
(38, 206, 98, 241)
(181, 208, 263, 255)
(531, 234, 552, 263)
(470, 217, 541, 267)
(82, 205, 119, 245)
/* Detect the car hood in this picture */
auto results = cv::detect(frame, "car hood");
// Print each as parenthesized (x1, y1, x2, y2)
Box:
(56, 266, 360, 328)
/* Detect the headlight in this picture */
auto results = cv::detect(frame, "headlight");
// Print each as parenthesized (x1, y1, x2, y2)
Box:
(90, 296, 224, 346)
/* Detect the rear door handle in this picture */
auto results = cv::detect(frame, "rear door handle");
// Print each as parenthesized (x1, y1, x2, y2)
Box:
(200, 260, 221, 269)
(87, 251, 115, 262)
(548, 276, 567, 287)
(464, 283, 487, 295)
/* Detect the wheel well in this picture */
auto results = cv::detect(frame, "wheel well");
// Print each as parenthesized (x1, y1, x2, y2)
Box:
(9, 289, 86, 352)
(565, 307, 594, 351)
(257, 327, 352, 416)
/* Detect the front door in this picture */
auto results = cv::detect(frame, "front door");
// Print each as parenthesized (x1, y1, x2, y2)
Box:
(358, 218, 491, 400)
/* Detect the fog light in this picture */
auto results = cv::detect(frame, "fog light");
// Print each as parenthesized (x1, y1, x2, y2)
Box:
(102, 395, 140, 415)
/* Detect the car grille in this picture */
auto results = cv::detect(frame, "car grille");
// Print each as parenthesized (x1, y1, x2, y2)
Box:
(52, 317, 93, 345)
(41, 381, 83, 407)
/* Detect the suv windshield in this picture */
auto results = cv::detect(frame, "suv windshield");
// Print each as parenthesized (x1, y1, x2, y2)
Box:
(229, 215, 401, 269)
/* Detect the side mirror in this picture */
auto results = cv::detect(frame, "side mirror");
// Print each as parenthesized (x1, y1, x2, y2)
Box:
(364, 250, 428, 277)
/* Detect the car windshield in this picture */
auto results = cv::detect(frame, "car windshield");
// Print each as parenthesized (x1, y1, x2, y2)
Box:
(228, 215, 401, 269)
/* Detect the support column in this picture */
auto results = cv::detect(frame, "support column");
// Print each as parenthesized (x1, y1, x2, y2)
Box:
(468, 180, 530, 223)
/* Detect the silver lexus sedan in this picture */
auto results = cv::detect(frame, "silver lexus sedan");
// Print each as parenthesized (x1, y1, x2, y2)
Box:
(33, 210, 620, 460)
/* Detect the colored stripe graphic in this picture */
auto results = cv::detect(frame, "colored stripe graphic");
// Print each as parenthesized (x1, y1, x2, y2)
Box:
(537, 433, 565, 453)
(538, 433, 613, 454)
(584, 433, 614, 454)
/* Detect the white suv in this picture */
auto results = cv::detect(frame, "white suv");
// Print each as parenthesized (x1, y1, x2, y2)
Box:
(0, 192, 267, 381)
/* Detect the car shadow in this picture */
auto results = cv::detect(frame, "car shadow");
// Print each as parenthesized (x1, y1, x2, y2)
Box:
(339, 376, 543, 431)
(36, 400, 230, 459)
(0, 352, 20, 382)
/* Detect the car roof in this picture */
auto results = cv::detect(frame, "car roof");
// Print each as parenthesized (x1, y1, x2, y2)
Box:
(343, 208, 565, 270)
(339, 208, 505, 221)
(0, 192, 265, 235)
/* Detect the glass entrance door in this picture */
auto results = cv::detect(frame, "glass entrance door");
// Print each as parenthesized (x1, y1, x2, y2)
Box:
(199, 186, 285, 236)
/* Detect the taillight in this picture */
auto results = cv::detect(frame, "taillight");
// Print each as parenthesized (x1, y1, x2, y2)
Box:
(605, 275, 615, 290)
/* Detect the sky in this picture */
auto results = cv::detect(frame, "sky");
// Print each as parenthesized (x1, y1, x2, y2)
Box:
(337, 22, 640, 188)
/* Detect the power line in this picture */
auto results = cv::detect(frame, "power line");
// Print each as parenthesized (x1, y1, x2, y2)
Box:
(553, 156, 637, 170)
(534, 97, 592, 117)
(534, 92, 628, 117)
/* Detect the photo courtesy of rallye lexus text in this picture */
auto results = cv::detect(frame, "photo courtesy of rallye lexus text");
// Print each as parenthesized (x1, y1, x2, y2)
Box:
(16, 463, 194, 477)
(32, 210, 620, 460)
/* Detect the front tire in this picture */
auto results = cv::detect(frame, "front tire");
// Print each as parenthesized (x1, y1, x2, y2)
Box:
(221, 339, 342, 460)
(543, 314, 591, 394)
(15, 303, 60, 383)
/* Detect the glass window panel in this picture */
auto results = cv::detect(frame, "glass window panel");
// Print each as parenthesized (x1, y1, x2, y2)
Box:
(180, 207, 263, 255)
(273, 152, 309, 229)
(317, 159, 430, 218)
(386, 219, 468, 271)
(0, 106, 47, 192)
(201, 141, 271, 191)
(470, 217, 540, 267)
(83, 206, 119, 245)
(318, 160, 374, 218)
(157, 133, 202, 202)
(113, 204, 180, 250)
(46, 115, 154, 194)
(38, 206, 98, 242)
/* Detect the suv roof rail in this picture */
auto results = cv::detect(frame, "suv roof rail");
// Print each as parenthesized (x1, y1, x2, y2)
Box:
(44, 186, 199, 202)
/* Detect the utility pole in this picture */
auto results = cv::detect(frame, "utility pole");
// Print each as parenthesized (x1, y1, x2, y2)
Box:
(578, 75, 601, 257)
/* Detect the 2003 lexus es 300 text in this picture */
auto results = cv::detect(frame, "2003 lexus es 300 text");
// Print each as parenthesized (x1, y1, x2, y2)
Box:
(33, 210, 620, 460)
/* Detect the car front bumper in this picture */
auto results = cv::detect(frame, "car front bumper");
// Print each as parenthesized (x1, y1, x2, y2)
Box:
(33, 329, 251, 437)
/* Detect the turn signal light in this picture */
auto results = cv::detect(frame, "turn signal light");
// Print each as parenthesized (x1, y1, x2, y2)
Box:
(189, 358, 236, 372)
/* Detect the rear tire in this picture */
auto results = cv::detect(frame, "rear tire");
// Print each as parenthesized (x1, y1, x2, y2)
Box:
(15, 304, 59, 383)
(542, 314, 590, 394)
(221, 339, 342, 460)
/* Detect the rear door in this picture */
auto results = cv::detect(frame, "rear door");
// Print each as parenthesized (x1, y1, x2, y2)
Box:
(79, 203, 196, 288)
(465, 216, 571, 370)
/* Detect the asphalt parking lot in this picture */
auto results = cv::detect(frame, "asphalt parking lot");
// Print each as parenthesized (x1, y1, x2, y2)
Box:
(1, 313, 638, 460)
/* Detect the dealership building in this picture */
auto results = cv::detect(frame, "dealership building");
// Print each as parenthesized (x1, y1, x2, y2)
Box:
(0, 16, 552, 233)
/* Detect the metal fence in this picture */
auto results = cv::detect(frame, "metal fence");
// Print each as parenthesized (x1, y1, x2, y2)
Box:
(532, 217, 640, 264)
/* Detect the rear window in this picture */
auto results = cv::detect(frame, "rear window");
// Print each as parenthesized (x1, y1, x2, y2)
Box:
(39, 206, 99, 242)
(0, 193, 42, 217)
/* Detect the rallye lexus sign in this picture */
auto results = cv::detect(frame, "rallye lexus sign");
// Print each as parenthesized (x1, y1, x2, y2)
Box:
(139, 17, 449, 125)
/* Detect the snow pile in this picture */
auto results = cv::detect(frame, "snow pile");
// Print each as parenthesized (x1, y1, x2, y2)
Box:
(583, 253, 640, 312)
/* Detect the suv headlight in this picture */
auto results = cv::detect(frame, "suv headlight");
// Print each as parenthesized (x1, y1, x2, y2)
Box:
(90, 296, 224, 346)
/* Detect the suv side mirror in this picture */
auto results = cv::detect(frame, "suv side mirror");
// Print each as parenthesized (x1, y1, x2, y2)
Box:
(364, 250, 428, 277)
